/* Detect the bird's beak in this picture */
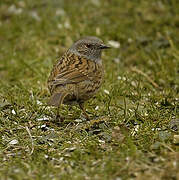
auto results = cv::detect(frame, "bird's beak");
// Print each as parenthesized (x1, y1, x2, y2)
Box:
(99, 44, 111, 49)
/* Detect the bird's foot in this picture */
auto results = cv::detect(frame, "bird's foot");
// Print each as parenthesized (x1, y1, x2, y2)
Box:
(51, 114, 64, 125)
(81, 112, 90, 121)
(56, 114, 64, 121)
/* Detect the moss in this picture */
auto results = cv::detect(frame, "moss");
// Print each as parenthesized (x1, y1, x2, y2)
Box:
(0, 0, 178, 179)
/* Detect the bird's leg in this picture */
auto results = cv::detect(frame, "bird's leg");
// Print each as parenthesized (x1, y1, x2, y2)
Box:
(79, 102, 90, 120)
(55, 106, 64, 122)
(54, 93, 68, 123)
(75, 85, 90, 120)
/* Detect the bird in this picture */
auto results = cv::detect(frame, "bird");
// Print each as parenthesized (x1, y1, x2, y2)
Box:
(47, 36, 110, 121)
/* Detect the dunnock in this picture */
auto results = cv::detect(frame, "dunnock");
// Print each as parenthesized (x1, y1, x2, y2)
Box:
(48, 36, 110, 121)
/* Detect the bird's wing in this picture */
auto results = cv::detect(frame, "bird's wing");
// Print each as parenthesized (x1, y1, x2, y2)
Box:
(48, 53, 97, 90)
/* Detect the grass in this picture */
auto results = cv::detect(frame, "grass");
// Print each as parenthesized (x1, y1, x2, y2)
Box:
(0, 0, 179, 179)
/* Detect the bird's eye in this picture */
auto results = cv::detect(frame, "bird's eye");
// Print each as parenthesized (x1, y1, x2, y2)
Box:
(86, 44, 92, 48)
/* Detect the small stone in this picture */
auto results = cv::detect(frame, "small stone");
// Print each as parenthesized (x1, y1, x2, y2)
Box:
(37, 117, 50, 121)
(9, 139, 18, 145)
(104, 89, 109, 95)
(11, 109, 16, 115)
(95, 106, 99, 110)
(36, 100, 43, 105)
(56, 9, 66, 16)
(108, 40, 120, 48)
(30, 11, 41, 21)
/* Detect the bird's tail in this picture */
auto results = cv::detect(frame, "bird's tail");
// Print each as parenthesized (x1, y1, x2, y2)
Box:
(48, 92, 67, 107)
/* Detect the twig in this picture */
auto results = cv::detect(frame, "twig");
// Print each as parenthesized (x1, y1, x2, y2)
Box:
(123, 97, 127, 120)
(131, 67, 159, 89)
(25, 126, 34, 155)
(161, 142, 175, 152)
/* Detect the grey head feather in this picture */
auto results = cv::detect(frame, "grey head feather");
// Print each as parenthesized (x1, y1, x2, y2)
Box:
(68, 36, 110, 63)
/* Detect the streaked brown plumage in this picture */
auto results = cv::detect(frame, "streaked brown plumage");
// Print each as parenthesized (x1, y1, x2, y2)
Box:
(48, 36, 110, 120)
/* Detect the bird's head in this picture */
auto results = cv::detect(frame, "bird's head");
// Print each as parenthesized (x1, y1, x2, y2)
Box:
(69, 36, 110, 62)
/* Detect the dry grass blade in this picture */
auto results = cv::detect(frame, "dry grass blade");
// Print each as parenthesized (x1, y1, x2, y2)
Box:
(130, 67, 160, 89)
(25, 126, 34, 155)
